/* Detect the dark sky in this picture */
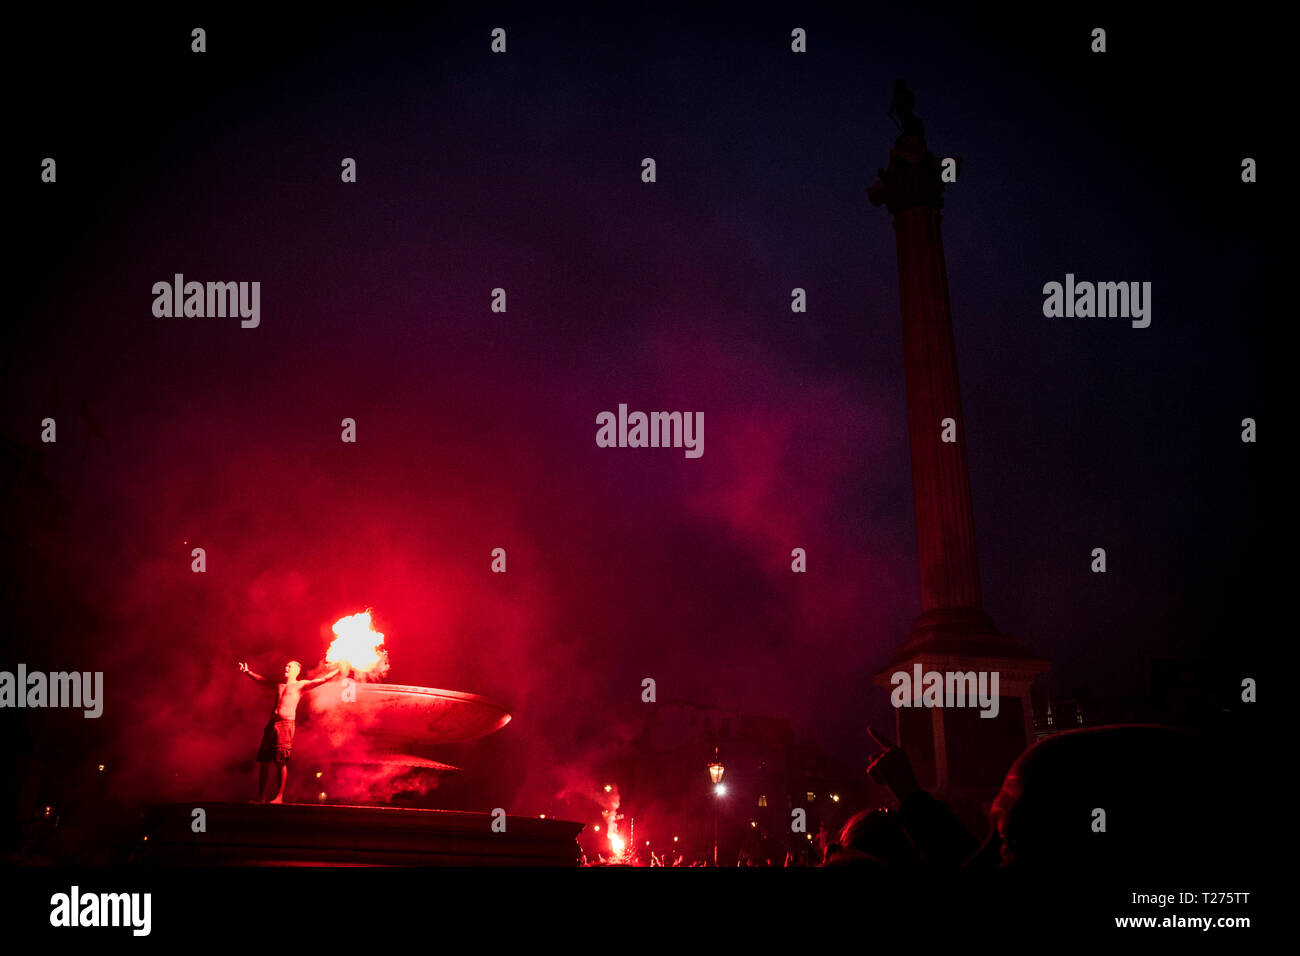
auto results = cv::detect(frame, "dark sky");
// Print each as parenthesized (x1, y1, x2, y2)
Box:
(4, 6, 1276, 815)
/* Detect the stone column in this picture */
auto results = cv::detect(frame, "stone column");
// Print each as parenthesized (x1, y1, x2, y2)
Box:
(870, 135, 985, 621)
(869, 111, 1049, 826)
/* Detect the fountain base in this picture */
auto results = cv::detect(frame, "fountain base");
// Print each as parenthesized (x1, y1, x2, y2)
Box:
(132, 802, 583, 866)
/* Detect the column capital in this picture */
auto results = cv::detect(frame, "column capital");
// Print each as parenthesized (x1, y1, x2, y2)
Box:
(868, 135, 946, 215)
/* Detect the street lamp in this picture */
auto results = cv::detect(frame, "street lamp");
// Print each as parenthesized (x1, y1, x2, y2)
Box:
(708, 749, 725, 865)
(708, 752, 725, 785)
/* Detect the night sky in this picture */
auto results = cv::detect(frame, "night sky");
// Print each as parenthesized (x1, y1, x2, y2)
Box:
(3, 6, 1276, 822)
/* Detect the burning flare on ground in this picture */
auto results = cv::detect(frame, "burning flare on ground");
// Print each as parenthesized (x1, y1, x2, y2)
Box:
(602, 784, 629, 863)
(327, 610, 390, 680)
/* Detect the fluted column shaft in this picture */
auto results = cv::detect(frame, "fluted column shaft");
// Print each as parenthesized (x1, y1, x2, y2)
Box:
(893, 206, 982, 612)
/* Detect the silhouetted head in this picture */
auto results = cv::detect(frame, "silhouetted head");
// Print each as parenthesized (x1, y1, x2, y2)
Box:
(972, 725, 1232, 870)
(284, 661, 301, 680)
(824, 808, 917, 867)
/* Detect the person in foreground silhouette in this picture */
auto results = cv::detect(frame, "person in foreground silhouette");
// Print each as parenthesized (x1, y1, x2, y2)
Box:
(965, 724, 1238, 870)
(861, 724, 1242, 871)
(239, 660, 343, 803)
(821, 808, 919, 867)
(857, 726, 979, 865)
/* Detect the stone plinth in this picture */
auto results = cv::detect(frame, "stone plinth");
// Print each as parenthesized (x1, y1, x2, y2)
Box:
(131, 802, 584, 866)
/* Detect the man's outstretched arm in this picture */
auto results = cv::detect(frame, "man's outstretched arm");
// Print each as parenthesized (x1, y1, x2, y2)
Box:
(239, 662, 272, 685)
(302, 666, 343, 689)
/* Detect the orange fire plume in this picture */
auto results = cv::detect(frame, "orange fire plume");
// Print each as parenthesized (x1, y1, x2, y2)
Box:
(603, 784, 629, 862)
(326, 610, 389, 679)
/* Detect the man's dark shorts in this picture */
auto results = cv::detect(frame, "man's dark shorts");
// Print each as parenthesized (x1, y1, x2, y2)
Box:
(257, 718, 295, 765)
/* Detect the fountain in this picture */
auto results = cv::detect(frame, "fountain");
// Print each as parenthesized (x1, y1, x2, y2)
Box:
(133, 609, 582, 864)
(295, 682, 513, 804)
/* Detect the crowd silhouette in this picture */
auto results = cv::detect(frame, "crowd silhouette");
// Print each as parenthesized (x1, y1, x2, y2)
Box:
(822, 724, 1246, 870)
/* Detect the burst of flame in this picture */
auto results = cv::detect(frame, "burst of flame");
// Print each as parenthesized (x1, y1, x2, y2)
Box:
(326, 611, 389, 678)
(603, 783, 629, 862)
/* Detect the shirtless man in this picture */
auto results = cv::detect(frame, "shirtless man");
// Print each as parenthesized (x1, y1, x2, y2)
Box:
(239, 660, 343, 803)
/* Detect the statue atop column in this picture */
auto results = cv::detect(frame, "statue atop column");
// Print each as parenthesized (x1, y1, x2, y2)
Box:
(887, 78, 926, 140)
(869, 79, 942, 213)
